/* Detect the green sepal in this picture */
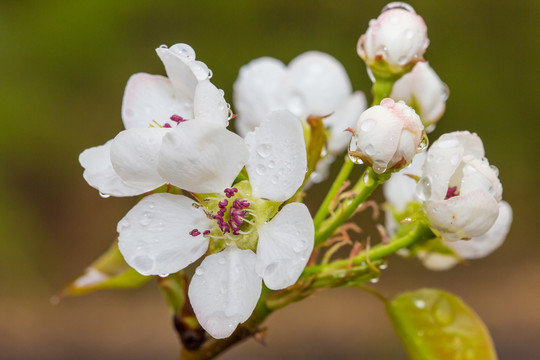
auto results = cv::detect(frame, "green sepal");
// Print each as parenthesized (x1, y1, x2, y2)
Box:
(58, 240, 150, 298)
(386, 288, 498, 360)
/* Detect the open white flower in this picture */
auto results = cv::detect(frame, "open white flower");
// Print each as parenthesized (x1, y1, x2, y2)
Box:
(350, 98, 425, 173)
(233, 51, 366, 183)
(383, 132, 511, 270)
(79, 43, 227, 197)
(390, 62, 448, 131)
(117, 110, 314, 339)
(357, 2, 429, 77)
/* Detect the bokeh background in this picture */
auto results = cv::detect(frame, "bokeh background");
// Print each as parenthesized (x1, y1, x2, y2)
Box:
(1, 0, 539, 359)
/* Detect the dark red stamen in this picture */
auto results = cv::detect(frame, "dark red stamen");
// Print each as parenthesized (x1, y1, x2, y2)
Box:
(203, 230, 211, 236)
(163, 123, 172, 128)
(224, 188, 238, 198)
(170, 114, 187, 124)
(189, 229, 201, 236)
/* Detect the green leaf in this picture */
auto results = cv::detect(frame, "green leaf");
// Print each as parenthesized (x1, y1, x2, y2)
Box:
(386, 288, 497, 360)
(58, 240, 150, 298)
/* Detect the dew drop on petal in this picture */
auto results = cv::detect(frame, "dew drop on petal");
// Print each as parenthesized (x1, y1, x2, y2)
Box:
(195, 267, 205, 276)
(417, 133, 429, 152)
(264, 263, 278, 277)
(133, 255, 154, 273)
(416, 176, 432, 201)
(365, 144, 375, 156)
(170, 43, 196, 59)
(432, 297, 453, 325)
(255, 164, 267, 175)
(119, 219, 130, 229)
(441, 83, 450, 101)
(140, 212, 152, 226)
(256, 143, 272, 158)
(158, 273, 169, 278)
(360, 118, 376, 132)
(271, 176, 279, 184)
(268, 160, 276, 169)
(148, 201, 155, 209)
(373, 160, 387, 174)
(217, 257, 226, 265)
(99, 192, 110, 198)
(490, 165, 499, 176)
(159, 44, 168, 49)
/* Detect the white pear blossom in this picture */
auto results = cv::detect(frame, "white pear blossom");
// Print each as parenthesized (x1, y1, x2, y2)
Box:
(357, 2, 429, 77)
(349, 98, 425, 173)
(383, 132, 512, 270)
(117, 110, 314, 339)
(233, 51, 366, 183)
(79, 43, 227, 197)
(390, 62, 448, 131)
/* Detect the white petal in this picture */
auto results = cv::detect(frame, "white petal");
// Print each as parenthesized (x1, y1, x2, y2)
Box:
(117, 193, 211, 275)
(193, 80, 228, 126)
(424, 189, 499, 241)
(281, 51, 352, 118)
(255, 203, 314, 290)
(244, 110, 307, 202)
(459, 157, 503, 202)
(383, 152, 426, 211)
(121, 73, 192, 130)
(188, 247, 262, 339)
(156, 44, 199, 102)
(233, 57, 286, 137)
(110, 128, 167, 189)
(419, 252, 459, 271)
(325, 91, 367, 154)
(79, 140, 150, 197)
(158, 121, 248, 193)
(447, 201, 512, 259)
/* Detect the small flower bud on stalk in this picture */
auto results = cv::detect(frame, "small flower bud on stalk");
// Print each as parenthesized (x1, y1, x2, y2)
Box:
(349, 98, 426, 174)
(357, 2, 429, 81)
(391, 62, 448, 132)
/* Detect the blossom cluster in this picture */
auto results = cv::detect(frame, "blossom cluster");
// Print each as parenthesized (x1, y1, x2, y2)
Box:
(76, 2, 512, 345)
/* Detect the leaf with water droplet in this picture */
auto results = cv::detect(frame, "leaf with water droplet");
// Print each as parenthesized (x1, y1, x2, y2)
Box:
(386, 288, 497, 360)
(57, 240, 150, 298)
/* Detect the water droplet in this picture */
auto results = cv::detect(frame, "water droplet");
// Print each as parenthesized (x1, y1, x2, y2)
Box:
(268, 160, 276, 169)
(373, 160, 387, 174)
(366, 65, 376, 83)
(488, 185, 495, 195)
(441, 83, 450, 101)
(380, 98, 395, 107)
(158, 273, 169, 278)
(293, 239, 306, 253)
(363, 173, 370, 184)
(159, 44, 168, 49)
(432, 297, 453, 325)
(218, 257, 226, 265)
(208, 69, 213, 79)
(255, 163, 267, 175)
(140, 212, 152, 226)
(264, 263, 277, 277)
(413, 299, 426, 309)
(148, 201, 155, 209)
(379, 262, 388, 270)
(99, 192, 110, 198)
(119, 219, 130, 229)
(365, 144, 375, 156)
(170, 43, 196, 59)
(398, 55, 408, 65)
(490, 165, 499, 176)
(256, 143, 271, 158)
(271, 176, 278, 184)
(348, 137, 364, 164)
(360, 118, 376, 132)
(370, 277, 380, 283)
(438, 137, 459, 149)
(195, 267, 205, 276)
(416, 176, 432, 201)
(417, 133, 429, 152)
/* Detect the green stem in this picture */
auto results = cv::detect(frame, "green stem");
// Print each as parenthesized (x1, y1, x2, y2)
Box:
(313, 157, 355, 228)
(314, 167, 388, 246)
(372, 76, 398, 105)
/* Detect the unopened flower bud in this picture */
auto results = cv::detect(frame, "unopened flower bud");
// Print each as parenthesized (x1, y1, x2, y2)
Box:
(349, 98, 425, 174)
(357, 2, 429, 79)
(418, 131, 503, 242)
(390, 62, 448, 131)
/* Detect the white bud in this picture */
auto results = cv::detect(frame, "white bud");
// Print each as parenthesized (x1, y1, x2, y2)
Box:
(390, 62, 448, 130)
(357, 2, 429, 77)
(350, 98, 424, 174)
(421, 131, 504, 242)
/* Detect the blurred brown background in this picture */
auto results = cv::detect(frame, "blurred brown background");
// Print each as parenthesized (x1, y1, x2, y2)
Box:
(1, 0, 539, 359)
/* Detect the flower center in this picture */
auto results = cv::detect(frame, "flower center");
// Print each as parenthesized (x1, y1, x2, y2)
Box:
(151, 114, 188, 129)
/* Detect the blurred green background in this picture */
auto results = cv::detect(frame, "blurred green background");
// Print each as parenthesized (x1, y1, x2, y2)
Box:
(1, 0, 539, 359)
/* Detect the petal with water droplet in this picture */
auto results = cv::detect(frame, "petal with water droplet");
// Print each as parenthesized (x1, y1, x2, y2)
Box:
(79, 140, 152, 197)
(193, 80, 228, 126)
(158, 121, 248, 193)
(121, 73, 192, 129)
(188, 247, 262, 339)
(118, 193, 211, 276)
(244, 110, 307, 202)
(255, 203, 314, 290)
(156, 45, 199, 99)
(110, 128, 168, 189)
